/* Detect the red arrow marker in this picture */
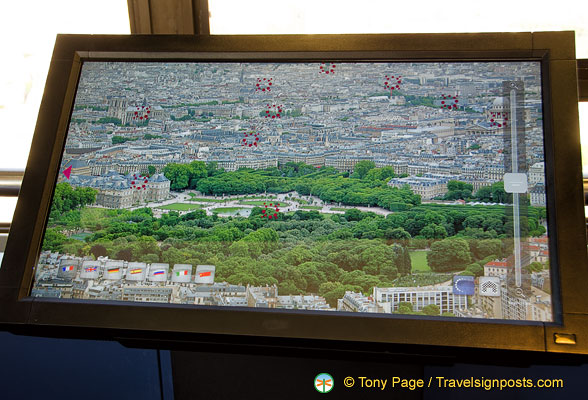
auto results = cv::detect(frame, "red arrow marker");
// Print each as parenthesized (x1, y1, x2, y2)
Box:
(63, 166, 72, 180)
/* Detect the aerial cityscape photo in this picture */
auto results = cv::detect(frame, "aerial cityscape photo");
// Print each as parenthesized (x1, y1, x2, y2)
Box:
(31, 60, 552, 322)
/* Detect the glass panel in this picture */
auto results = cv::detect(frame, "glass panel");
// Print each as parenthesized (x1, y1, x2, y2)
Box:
(209, 0, 588, 57)
(31, 59, 554, 322)
(0, 197, 18, 224)
(0, 0, 130, 171)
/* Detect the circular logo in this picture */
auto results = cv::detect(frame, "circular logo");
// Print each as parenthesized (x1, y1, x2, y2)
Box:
(314, 373, 334, 393)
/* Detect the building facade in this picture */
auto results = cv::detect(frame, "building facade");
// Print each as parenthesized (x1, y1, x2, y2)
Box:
(373, 286, 468, 314)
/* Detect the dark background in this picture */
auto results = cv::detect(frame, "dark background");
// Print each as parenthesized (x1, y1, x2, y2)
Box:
(0, 330, 586, 399)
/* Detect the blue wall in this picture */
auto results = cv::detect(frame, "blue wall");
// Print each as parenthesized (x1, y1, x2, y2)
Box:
(0, 332, 163, 400)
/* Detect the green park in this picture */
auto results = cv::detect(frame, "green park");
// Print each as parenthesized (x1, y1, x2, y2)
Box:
(42, 160, 548, 307)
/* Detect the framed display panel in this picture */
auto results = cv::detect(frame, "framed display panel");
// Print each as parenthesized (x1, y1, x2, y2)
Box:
(0, 32, 586, 354)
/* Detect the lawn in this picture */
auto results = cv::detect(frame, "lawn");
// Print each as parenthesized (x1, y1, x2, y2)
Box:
(159, 203, 203, 211)
(330, 207, 350, 212)
(300, 205, 322, 210)
(409, 250, 431, 272)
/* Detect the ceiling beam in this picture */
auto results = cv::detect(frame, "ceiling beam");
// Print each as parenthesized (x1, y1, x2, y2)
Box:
(578, 59, 588, 102)
(128, 0, 209, 34)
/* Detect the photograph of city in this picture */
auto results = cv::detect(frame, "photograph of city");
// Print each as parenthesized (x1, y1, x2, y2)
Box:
(31, 60, 552, 322)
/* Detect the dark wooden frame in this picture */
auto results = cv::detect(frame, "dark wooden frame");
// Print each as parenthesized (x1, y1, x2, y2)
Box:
(127, 0, 210, 35)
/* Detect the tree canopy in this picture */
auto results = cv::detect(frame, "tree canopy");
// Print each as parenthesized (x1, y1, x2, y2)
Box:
(427, 238, 472, 272)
